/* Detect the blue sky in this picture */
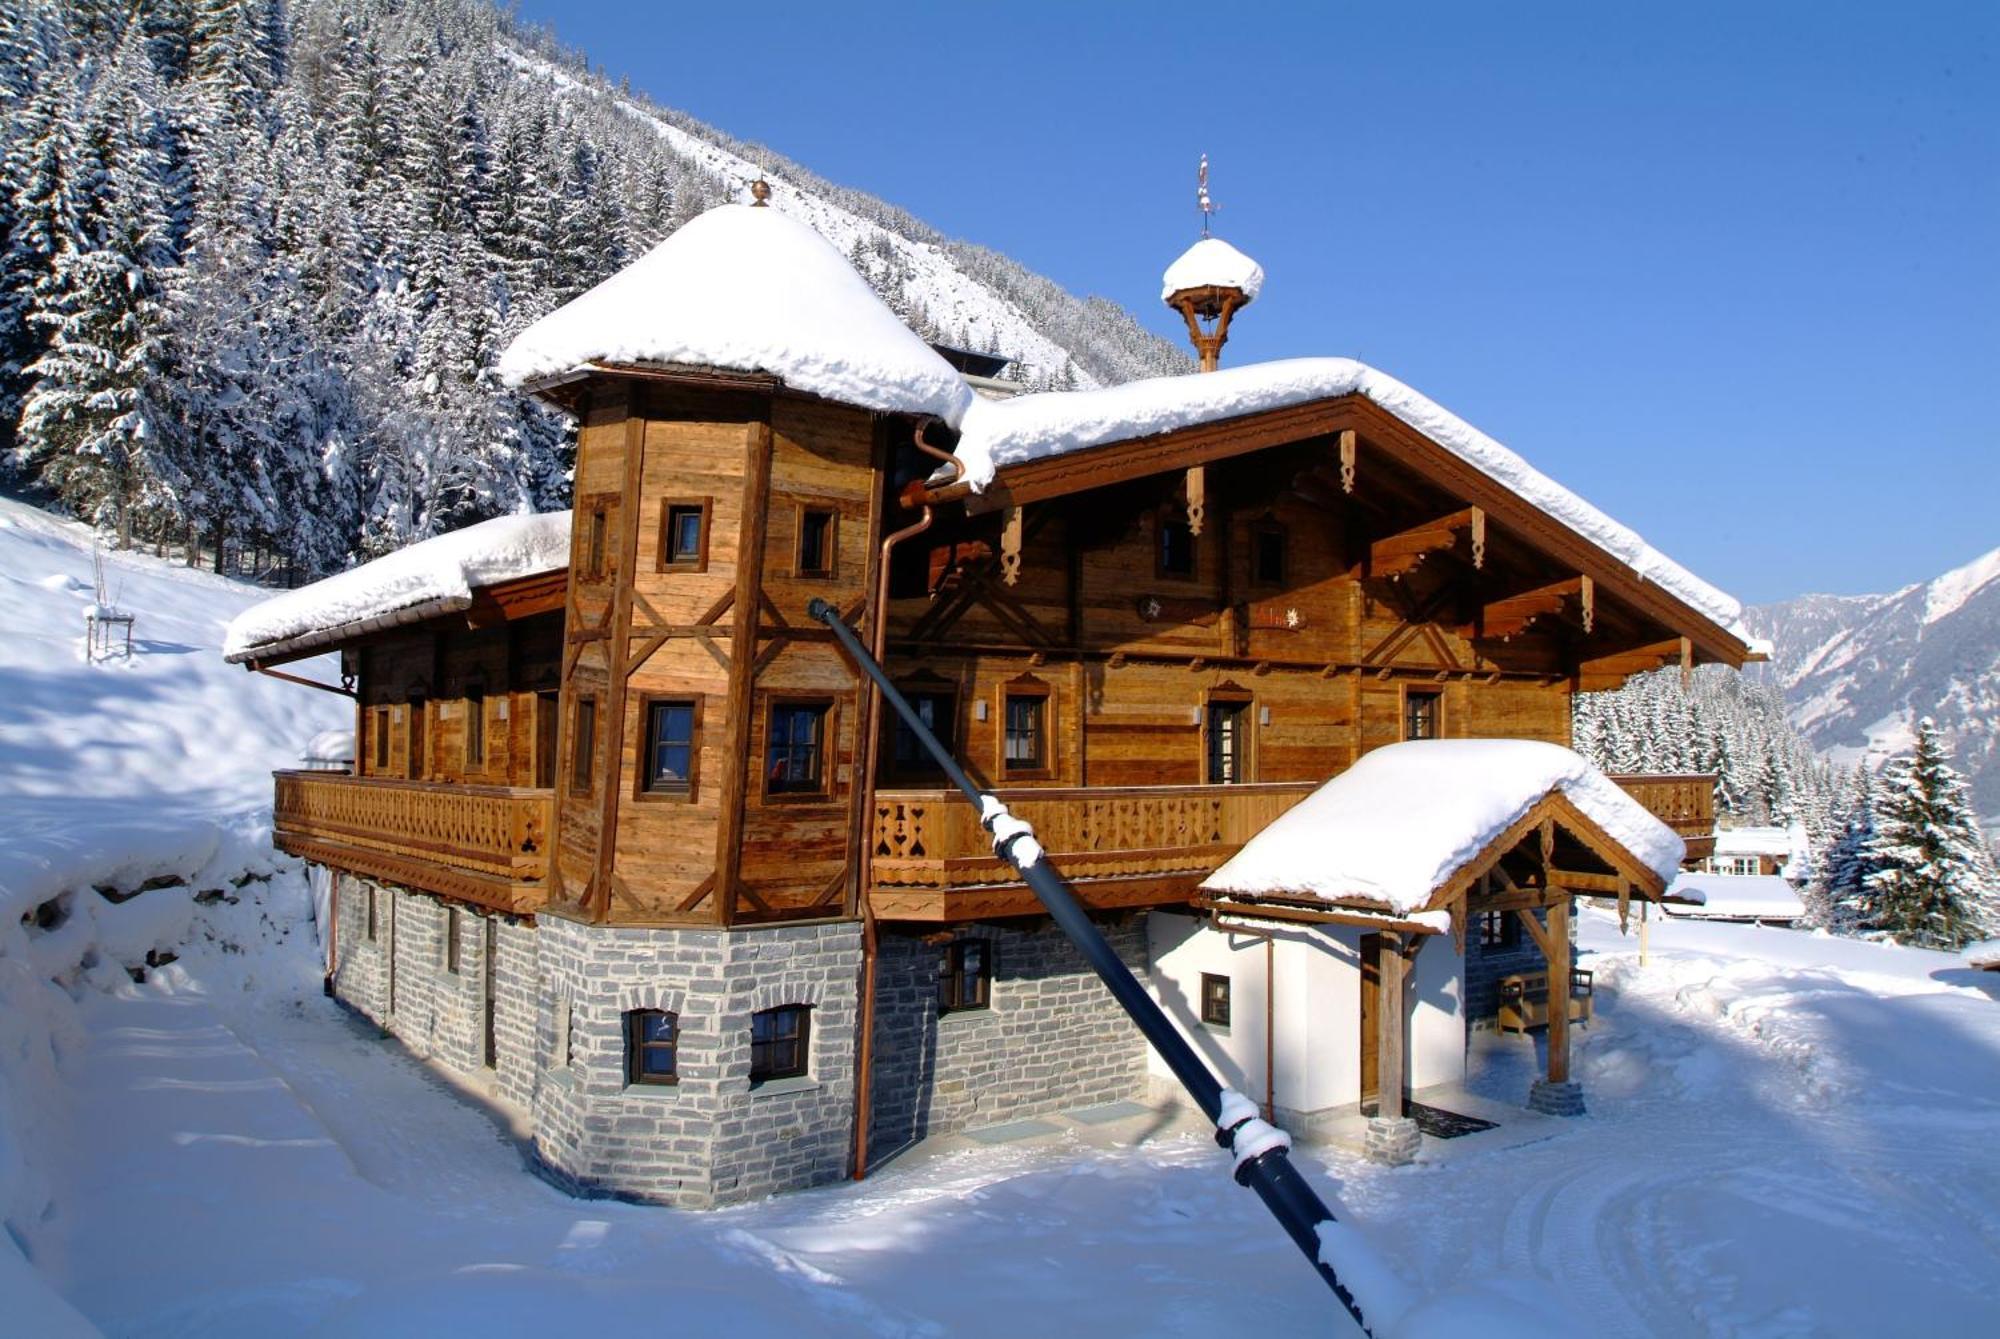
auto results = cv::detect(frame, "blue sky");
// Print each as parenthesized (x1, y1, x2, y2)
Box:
(513, 0, 1996, 605)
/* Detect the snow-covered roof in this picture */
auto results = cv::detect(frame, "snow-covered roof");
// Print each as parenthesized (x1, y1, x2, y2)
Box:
(301, 728, 354, 764)
(1962, 939, 2000, 971)
(496, 203, 973, 421)
(1661, 872, 1806, 922)
(224, 513, 571, 663)
(1713, 826, 1798, 857)
(1200, 740, 1685, 914)
(948, 358, 1747, 638)
(1161, 236, 1264, 303)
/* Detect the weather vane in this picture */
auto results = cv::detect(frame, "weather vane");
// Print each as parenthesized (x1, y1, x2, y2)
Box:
(1196, 153, 1219, 238)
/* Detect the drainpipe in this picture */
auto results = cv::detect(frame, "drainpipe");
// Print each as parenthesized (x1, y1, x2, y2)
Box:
(851, 419, 962, 1182)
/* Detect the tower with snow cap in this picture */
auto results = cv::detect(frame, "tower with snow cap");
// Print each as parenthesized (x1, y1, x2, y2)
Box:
(1162, 158, 1263, 372)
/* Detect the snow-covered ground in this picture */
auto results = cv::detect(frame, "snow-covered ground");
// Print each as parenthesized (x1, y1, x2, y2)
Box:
(5, 499, 1999, 1336)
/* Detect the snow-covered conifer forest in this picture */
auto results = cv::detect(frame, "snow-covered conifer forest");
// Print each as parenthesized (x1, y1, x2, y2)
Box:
(0, 0, 1188, 578)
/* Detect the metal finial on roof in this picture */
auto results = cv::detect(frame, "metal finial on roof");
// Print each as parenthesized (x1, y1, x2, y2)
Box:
(1196, 154, 1218, 238)
(749, 177, 771, 207)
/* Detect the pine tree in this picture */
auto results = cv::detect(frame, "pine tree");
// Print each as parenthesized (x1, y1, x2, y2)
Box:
(1856, 719, 1998, 949)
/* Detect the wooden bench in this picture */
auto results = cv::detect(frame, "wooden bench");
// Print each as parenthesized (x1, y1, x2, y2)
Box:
(1497, 969, 1593, 1035)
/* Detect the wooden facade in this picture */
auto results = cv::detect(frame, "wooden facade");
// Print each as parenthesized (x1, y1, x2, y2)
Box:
(267, 370, 1737, 933)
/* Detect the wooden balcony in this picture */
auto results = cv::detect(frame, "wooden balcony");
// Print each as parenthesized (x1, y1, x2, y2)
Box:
(1608, 773, 1716, 862)
(869, 782, 1318, 921)
(272, 770, 554, 915)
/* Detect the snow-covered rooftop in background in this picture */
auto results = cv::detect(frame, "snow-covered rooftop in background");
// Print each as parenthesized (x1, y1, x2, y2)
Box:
(1962, 939, 2000, 970)
(496, 203, 973, 421)
(1200, 740, 1685, 914)
(949, 358, 1747, 637)
(224, 513, 570, 663)
(1662, 872, 1806, 922)
(1714, 825, 1802, 858)
(1161, 236, 1264, 304)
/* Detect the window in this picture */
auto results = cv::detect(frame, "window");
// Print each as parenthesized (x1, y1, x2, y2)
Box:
(640, 698, 699, 797)
(570, 696, 598, 796)
(1159, 513, 1196, 578)
(586, 504, 609, 580)
(939, 940, 992, 1014)
(624, 1009, 679, 1086)
(1252, 523, 1287, 586)
(406, 698, 427, 779)
(534, 692, 558, 789)
(796, 507, 836, 577)
(1002, 684, 1049, 776)
(373, 707, 390, 771)
(765, 701, 830, 795)
(445, 906, 462, 974)
(891, 690, 954, 775)
(1207, 700, 1250, 784)
(749, 1005, 810, 1082)
(365, 885, 379, 941)
(1713, 855, 1759, 877)
(465, 689, 485, 770)
(1200, 973, 1231, 1027)
(1478, 910, 1519, 950)
(660, 501, 707, 571)
(1403, 689, 1441, 742)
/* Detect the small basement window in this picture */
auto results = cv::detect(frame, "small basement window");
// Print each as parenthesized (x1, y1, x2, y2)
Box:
(1200, 973, 1231, 1028)
(939, 940, 992, 1014)
(445, 906, 462, 974)
(365, 886, 379, 941)
(660, 501, 708, 570)
(624, 1009, 679, 1086)
(750, 1005, 810, 1083)
(796, 507, 836, 577)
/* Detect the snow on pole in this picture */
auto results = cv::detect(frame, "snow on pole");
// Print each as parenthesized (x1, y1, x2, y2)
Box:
(809, 597, 1387, 1333)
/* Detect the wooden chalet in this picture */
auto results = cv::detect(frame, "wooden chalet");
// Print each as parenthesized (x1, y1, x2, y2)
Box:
(228, 197, 1752, 1202)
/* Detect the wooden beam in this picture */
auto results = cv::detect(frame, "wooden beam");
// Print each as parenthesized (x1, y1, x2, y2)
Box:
(1185, 465, 1206, 535)
(1547, 893, 1572, 1085)
(1369, 506, 1483, 580)
(1378, 932, 1407, 1121)
(1338, 429, 1357, 493)
(1000, 504, 1023, 587)
(1512, 905, 1555, 959)
(1479, 576, 1587, 641)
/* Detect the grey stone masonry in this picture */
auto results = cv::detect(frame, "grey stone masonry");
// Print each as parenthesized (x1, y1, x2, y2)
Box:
(1363, 1116, 1422, 1166)
(326, 873, 538, 1104)
(1527, 1079, 1587, 1117)
(867, 916, 1150, 1163)
(532, 914, 862, 1209)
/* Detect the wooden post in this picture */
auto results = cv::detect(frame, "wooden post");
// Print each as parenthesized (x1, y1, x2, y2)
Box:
(1639, 897, 1650, 967)
(1377, 931, 1406, 1121)
(1546, 893, 1571, 1086)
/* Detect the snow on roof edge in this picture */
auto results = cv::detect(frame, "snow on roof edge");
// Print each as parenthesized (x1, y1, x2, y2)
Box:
(948, 358, 1747, 641)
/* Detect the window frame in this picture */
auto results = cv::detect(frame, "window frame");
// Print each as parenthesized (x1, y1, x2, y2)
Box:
(445, 906, 462, 974)
(887, 685, 957, 780)
(763, 697, 835, 799)
(372, 706, 391, 772)
(1402, 687, 1443, 742)
(635, 695, 702, 802)
(1205, 692, 1253, 785)
(365, 884, 379, 941)
(464, 685, 486, 772)
(1156, 508, 1198, 581)
(1250, 519, 1288, 587)
(585, 502, 610, 581)
(570, 695, 598, 798)
(1200, 972, 1232, 1028)
(749, 1004, 811, 1084)
(794, 504, 837, 579)
(624, 1008, 681, 1087)
(939, 939, 993, 1015)
(657, 497, 710, 573)
(1000, 676, 1053, 781)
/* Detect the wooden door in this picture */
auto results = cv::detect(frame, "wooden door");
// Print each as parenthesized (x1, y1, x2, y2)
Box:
(1359, 933, 1381, 1106)
(534, 692, 559, 789)
(481, 917, 498, 1069)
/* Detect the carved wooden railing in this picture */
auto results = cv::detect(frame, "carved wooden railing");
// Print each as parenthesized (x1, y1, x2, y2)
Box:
(871, 782, 1318, 890)
(1608, 773, 1716, 854)
(272, 770, 553, 887)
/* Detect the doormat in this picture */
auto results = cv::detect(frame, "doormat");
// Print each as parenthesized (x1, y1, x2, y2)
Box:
(1360, 1101, 1498, 1139)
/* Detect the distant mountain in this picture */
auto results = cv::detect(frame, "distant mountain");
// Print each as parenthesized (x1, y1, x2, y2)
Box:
(1746, 547, 2000, 824)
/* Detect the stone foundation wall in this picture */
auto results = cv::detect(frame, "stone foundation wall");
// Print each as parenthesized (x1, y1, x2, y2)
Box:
(532, 915, 862, 1209)
(867, 916, 1149, 1162)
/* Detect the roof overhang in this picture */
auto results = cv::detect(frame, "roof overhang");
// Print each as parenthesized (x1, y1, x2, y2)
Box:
(229, 566, 569, 669)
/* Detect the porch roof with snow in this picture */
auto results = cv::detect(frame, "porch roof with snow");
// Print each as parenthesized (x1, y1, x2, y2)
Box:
(222, 512, 571, 665)
(1198, 740, 1684, 930)
(1661, 872, 1805, 922)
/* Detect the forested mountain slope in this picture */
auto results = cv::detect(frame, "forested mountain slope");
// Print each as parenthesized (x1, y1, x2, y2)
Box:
(1746, 546, 2000, 824)
(0, 0, 1188, 577)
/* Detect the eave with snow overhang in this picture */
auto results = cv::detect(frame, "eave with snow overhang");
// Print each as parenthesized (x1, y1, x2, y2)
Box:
(909, 360, 1757, 680)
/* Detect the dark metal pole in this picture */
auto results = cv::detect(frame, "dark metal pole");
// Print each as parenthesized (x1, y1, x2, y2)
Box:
(809, 598, 1374, 1333)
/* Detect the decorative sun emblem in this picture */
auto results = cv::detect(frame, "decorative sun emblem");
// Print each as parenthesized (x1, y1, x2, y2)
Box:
(1140, 596, 1163, 620)
(1285, 607, 1301, 629)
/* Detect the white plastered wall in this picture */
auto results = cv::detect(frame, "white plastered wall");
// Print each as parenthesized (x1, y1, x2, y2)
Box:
(1145, 912, 1466, 1118)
